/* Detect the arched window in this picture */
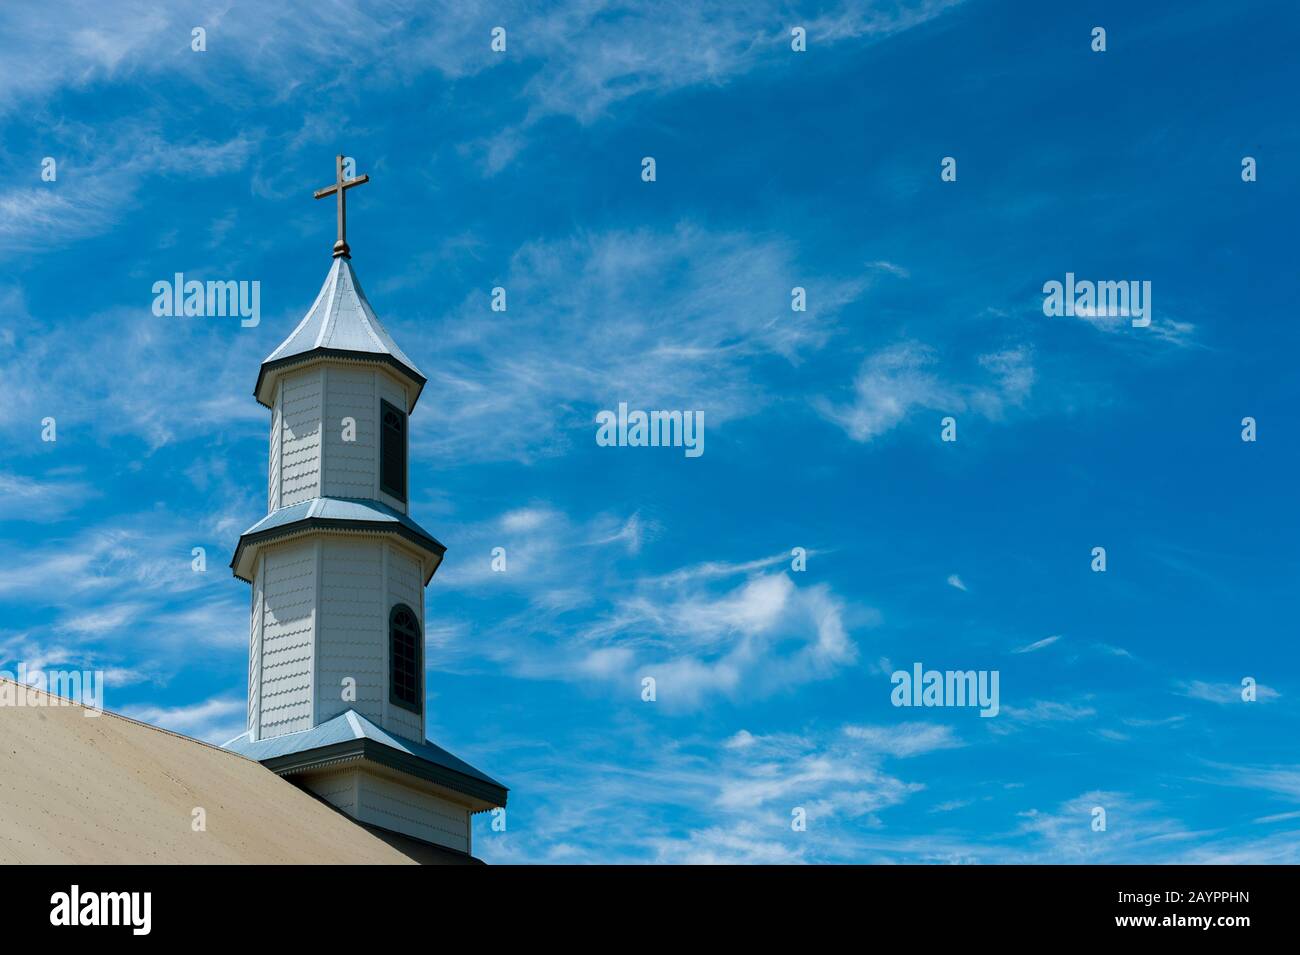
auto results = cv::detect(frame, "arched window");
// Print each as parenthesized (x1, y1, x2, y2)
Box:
(389, 604, 421, 712)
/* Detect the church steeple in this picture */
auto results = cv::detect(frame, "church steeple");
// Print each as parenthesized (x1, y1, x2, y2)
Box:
(225, 158, 505, 861)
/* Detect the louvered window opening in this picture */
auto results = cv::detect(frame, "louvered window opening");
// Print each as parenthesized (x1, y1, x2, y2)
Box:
(380, 399, 407, 502)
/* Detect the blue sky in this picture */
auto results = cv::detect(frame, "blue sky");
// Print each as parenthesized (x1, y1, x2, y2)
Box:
(1, 0, 1298, 863)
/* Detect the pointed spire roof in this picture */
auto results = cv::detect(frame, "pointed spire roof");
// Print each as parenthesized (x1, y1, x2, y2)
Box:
(255, 257, 426, 409)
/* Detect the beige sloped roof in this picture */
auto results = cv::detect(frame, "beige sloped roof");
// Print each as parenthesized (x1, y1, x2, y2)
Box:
(0, 680, 415, 864)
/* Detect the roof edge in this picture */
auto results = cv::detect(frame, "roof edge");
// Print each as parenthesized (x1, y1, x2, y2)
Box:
(231, 516, 446, 585)
(260, 738, 508, 809)
(254, 348, 427, 410)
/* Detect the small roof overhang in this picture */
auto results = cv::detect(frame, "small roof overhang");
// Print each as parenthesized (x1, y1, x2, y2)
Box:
(230, 497, 446, 584)
(224, 710, 508, 812)
(253, 348, 427, 411)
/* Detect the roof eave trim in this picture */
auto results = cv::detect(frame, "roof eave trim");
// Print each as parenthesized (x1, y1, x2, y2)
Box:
(230, 517, 446, 584)
(259, 738, 509, 809)
(253, 348, 428, 410)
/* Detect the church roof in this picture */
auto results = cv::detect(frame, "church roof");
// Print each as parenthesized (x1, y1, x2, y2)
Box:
(0, 679, 422, 864)
(224, 709, 508, 810)
(254, 256, 426, 409)
(231, 496, 446, 584)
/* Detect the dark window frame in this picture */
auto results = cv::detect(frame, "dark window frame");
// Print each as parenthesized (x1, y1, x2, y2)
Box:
(379, 398, 407, 503)
(389, 603, 422, 713)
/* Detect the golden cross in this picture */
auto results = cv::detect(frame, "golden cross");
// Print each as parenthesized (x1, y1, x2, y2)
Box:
(313, 154, 370, 259)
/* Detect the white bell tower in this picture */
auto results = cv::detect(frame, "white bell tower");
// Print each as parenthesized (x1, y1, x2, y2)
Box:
(225, 157, 506, 864)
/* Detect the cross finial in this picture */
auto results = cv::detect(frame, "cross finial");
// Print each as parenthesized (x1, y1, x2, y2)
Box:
(313, 155, 370, 259)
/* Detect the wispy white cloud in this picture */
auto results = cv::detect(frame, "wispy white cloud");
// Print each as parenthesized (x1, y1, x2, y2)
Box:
(645, 552, 798, 588)
(1204, 762, 1300, 802)
(509, 0, 961, 126)
(0, 1, 963, 177)
(0, 633, 156, 689)
(945, 573, 967, 591)
(649, 821, 808, 865)
(431, 502, 863, 709)
(121, 693, 245, 744)
(0, 299, 268, 449)
(481, 719, 1147, 865)
(994, 700, 1096, 731)
(58, 603, 146, 636)
(1065, 297, 1198, 349)
(842, 722, 962, 757)
(1178, 679, 1279, 705)
(1175, 834, 1300, 865)
(650, 724, 940, 862)
(1121, 714, 1185, 728)
(0, 523, 218, 603)
(0, 125, 258, 253)
(1015, 791, 1195, 863)
(815, 340, 1035, 443)
(929, 798, 973, 813)
(0, 470, 97, 521)
(0, 513, 246, 690)
(1013, 635, 1061, 654)
(434, 504, 650, 595)
(583, 572, 858, 710)
(409, 224, 867, 463)
(4, 219, 867, 462)
(815, 341, 946, 442)
(1254, 810, 1300, 824)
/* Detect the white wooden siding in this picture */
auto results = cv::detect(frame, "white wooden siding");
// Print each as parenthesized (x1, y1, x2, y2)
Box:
(306, 770, 358, 816)
(355, 773, 469, 853)
(279, 370, 322, 505)
(315, 538, 385, 728)
(248, 558, 264, 739)
(268, 385, 282, 512)
(322, 364, 377, 500)
(258, 540, 316, 738)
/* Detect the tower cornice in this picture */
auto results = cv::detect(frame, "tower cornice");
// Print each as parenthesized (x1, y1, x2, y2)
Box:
(230, 496, 446, 585)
